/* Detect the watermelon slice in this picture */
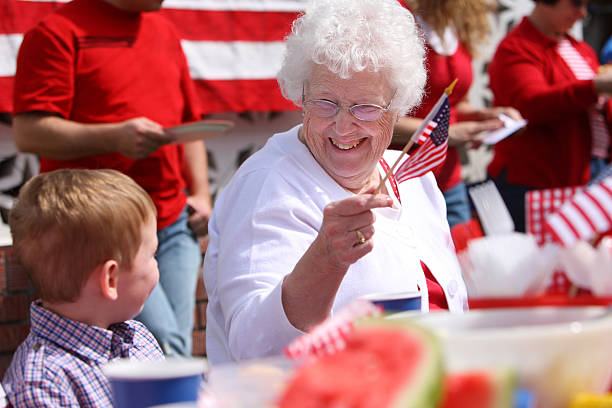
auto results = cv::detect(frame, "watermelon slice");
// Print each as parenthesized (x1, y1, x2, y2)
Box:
(278, 321, 443, 408)
(437, 369, 516, 408)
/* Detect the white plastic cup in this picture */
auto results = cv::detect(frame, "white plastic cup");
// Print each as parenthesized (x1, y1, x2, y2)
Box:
(103, 358, 207, 408)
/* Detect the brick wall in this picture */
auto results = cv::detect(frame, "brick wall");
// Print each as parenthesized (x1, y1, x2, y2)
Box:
(0, 246, 35, 379)
(0, 245, 208, 378)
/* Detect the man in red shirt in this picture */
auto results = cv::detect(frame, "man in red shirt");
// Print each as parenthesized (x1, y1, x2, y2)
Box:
(12, 0, 212, 356)
(488, 0, 612, 231)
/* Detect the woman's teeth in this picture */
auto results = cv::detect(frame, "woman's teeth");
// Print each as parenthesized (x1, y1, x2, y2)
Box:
(331, 138, 363, 150)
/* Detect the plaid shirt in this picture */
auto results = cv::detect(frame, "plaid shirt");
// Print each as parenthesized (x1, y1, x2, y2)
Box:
(2, 301, 164, 408)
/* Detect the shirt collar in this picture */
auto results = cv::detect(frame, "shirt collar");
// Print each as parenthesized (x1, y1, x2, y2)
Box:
(29, 300, 137, 364)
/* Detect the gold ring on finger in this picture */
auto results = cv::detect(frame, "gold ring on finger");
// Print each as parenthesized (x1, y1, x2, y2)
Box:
(356, 230, 366, 245)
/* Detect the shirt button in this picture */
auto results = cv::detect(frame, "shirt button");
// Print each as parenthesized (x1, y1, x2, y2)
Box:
(447, 280, 458, 297)
(33, 343, 41, 351)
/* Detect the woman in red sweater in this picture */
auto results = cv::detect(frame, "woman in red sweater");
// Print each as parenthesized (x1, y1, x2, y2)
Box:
(394, 0, 523, 228)
(488, 0, 612, 231)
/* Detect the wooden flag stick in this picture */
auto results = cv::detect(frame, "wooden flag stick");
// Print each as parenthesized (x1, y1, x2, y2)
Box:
(374, 78, 458, 194)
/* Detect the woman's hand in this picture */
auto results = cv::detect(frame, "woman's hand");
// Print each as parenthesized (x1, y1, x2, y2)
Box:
(281, 193, 393, 331)
(315, 193, 393, 268)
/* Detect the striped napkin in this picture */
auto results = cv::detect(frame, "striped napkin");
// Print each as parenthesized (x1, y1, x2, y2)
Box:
(284, 299, 382, 360)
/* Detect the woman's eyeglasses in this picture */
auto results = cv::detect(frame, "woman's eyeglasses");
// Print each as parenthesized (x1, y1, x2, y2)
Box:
(301, 86, 394, 122)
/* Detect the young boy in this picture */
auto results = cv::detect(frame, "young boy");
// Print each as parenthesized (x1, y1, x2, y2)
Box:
(2, 169, 164, 407)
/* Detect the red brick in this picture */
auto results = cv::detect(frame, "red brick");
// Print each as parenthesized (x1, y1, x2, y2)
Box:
(0, 324, 30, 353)
(194, 301, 208, 329)
(0, 293, 30, 322)
(195, 275, 206, 301)
(6, 250, 31, 292)
(0, 354, 13, 379)
(0, 251, 6, 293)
(191, 328, 206, 357)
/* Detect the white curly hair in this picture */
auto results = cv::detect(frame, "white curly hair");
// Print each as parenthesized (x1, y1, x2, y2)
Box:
(277, 0, 426, 116)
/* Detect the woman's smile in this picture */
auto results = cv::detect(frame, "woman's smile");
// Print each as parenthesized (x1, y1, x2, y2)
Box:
(330, 137, 366, 150)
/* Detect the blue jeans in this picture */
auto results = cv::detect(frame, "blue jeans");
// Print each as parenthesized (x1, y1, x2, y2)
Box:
(590, 157, 609, 182)
(442, 182, 471, 228)
(490, 170, 536, 233)
(135, 207, 202, 356)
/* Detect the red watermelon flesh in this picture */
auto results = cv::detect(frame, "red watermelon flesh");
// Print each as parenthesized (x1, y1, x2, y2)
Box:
(278, 325, 442, 408)
(437, 370, 515, 408)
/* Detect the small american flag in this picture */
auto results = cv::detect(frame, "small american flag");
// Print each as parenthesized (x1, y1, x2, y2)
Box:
(394, 94, 450, 183)
(544, 175, 612, 247)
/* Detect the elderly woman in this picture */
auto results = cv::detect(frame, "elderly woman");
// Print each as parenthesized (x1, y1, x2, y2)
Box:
(488, 0, 612, 231)
(203, 0, 468, 365)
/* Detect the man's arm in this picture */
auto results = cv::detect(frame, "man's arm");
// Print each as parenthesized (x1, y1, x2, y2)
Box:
(183, 140, 213, 237)
(13, 112, 175, 160)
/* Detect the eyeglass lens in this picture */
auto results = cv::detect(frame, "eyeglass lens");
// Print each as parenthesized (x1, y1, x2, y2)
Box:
(306, 100, 384, 121)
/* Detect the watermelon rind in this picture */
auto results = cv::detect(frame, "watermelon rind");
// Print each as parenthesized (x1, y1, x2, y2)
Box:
(356, 317, 444, 408)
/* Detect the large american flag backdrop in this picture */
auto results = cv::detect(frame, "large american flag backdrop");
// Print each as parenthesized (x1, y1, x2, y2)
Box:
(0, 0, 308, 115)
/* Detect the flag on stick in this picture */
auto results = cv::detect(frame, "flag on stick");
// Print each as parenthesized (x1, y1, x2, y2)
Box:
(375, 79, 455, 192)
(544, 175, 612, 247)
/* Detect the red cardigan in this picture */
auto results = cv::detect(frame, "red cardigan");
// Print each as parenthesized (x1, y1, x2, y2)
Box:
(487, 17, 601, 188)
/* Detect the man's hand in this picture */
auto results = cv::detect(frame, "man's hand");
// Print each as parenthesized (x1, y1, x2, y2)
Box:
(186, 194, 212, 237)
(114, 117, 175, 159)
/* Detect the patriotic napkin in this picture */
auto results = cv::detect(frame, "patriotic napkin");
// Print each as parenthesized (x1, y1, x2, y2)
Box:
(284, 299, 382, 360)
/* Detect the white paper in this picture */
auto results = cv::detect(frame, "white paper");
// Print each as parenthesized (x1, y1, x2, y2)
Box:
(481, 113, 527, 145)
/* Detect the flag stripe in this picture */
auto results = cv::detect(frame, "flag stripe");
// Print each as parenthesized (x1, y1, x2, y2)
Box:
(556, 210, 582, 243)
(193, 78, 295, 113)
(160, 9, 299, 42)
(1, 0, 306, 113)
(564, 203, 596, 238)
(547, 213, 578, 247)
(0, 34, 22, 77)
(183, 40, 287, 80)
(574, 193, 610, 232)
(544, 176, 612, 246)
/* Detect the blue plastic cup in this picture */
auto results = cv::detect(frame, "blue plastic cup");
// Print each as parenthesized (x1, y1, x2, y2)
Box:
(103, 358, 207, 408)
(361, 291, 422, 313)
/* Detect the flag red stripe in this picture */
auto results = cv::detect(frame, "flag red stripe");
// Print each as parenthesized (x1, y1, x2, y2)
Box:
(395, 143, 447, 182)
(556, 211, 582, 242)
(160, 9, 299, 42)
(570, 201, 598, 236)
(396, 155, 445, 183)
(0, 78, 14, 113)
(584, 189, 612, 226)
(544, 215, 570, 247)
(1, 1, 298, 42)
(0, 1, 62, 34)
(196, 79, 297, 114)
(396, 141, 446, 173)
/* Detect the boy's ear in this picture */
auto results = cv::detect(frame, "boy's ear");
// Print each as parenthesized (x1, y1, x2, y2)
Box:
(99, 260, 120, 301)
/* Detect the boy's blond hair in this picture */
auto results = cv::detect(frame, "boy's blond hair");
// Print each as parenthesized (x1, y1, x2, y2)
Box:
(9, 169, 157, 303)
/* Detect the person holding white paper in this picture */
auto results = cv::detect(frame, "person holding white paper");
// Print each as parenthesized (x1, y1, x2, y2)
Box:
(393, 0, 523, 229)
(488, 0, 612, 232)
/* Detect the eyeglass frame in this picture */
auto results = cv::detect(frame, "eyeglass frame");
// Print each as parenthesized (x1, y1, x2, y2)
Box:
(301, 84, 395, 122)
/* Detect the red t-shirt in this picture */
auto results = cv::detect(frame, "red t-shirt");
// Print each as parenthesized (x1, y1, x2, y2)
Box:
(13, 0, 202, 229)
(487, 17, 600, 188)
